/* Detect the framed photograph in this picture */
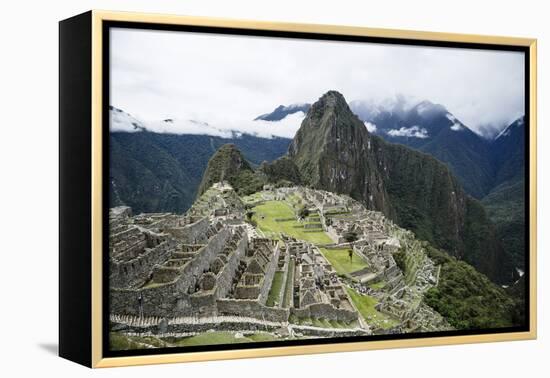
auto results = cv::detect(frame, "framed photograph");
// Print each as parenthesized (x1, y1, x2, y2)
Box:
(59, 10, 537, 368)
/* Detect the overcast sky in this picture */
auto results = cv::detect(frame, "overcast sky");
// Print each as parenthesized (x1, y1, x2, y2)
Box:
(110, 27, 525, 138)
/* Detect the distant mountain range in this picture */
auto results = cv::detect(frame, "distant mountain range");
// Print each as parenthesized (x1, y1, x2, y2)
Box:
(482, 116, 526, 272)
(257, 98, 526, 271)
(109, 107, 291, 214)
(192, 91, 514, 284)
(257, 97, 523, 200)
(287, 91, 512, 284)
(109, 92, 525, 278)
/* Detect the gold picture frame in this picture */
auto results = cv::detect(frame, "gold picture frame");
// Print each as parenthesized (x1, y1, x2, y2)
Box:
(59, 9, 537, 368)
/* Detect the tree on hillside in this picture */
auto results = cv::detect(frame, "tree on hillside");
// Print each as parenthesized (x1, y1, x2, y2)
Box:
(246, 210, 255, 223)
(343, 231, 359, 263)
(343, 231, 358, 244)
(298, 206, 310, 221)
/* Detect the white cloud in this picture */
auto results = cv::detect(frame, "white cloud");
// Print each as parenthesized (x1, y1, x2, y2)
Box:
(110, 107, 145, 132)
(450, 123, 464, 131)
(364, 121, 377, 133)
(109, 107, 304, 139)
(446, 113, 457, 122)
(110, 28, 525, 137)
(387, 126, 429, 139)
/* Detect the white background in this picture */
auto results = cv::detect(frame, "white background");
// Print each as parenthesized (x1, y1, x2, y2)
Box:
(0, 0, 547, 376)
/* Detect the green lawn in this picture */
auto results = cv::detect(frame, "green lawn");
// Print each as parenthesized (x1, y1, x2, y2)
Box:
(320, 248, 368, 275)
(111, 331, 281, 350)
(266, 271, 285, 307)
(172, 331, 278, 347)
(110, 333, 168, 351)
(368, 281, 386, 290)
(247, 333, 280, 342)
(252, 201, 333, 244)
(345, 287, 399, 330)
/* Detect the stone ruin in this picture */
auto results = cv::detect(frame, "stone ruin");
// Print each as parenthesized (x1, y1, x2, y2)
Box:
(110, 183, 451, 340)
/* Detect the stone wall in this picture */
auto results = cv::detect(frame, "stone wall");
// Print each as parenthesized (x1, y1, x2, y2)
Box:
(109, 227, 232, 317)
(326, 225, 343, 244)
(291, 302, 358, 323)
(165, 217, 209, 244)
(217, 298, 289, 323)
(273, 249, 291, 308)
(111, 314, 369, 338)
(188, 292, 217, 316)
(215, 230, 248, 299)
(235, 285, 261, 300)
(110, 239, 174, 289)
(110, 314, 283, 336)
(258, 243, 281, 305)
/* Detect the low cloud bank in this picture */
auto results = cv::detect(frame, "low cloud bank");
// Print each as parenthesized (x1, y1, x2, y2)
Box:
(110, 106, 305, 139)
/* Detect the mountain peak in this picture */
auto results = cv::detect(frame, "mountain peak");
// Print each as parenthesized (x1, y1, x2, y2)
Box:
(288, 91, 509, 283)
(316, 90, 349, 109)
(495, 115, 525, 140)
(412, 100, 448, 116)
(197, 144, 257, 196)
(304, 90, 360, 126)
(289, 91, 379, 205)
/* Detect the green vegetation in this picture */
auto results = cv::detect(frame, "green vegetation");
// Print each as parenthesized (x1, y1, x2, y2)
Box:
(482, 116, 525, 273)
(505, 275, 527, 326)
(252, 200, 333, 244)
(285, 193, 302, 207)
(423, 246, 518, 329)
(482, 179, 525, 272)
(266, 272, 285, 307)
(368, 281, 386, 290)
(111, 331, 283, 350)
(173, 332, 247, 347)
(343, 231, 359, 244)
(259, 155, 302, 185)
(198, 144, 265, 197)
(392, 244, 427, 285)
(288, 90, 509, 284)
(298, 206, 310, 220)
(345, 287, 399, 329)
(319, 248, 367, 275)
(247, 333, 280, 342)
(171, 331, 279, 347)
(109, 333, 169, 351)
(110, 130, 289, 214)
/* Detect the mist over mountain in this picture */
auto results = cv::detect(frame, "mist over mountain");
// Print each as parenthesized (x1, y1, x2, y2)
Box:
(109, 107, 291, 214)
(255, 103, 311, 121)
(110, 92, 525, 283)
(110, 105, 304, 139)
(483, 116, 526, 271)
(351, 97, 526, 271)
(257, 97, 523, 202)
